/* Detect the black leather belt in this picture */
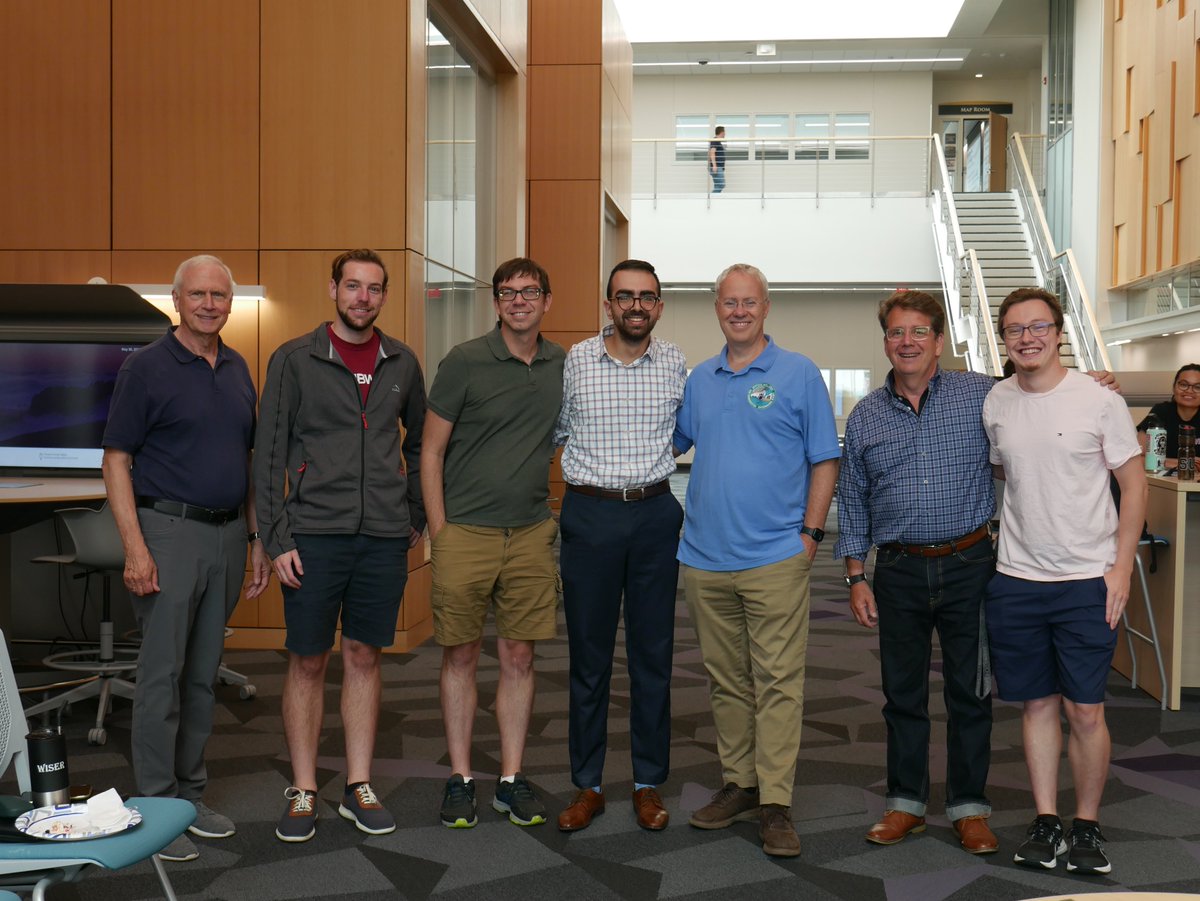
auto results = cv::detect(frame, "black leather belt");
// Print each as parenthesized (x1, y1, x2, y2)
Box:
(565, 480, 671, 502)
(882, 523, 991, 558)
(137, 496, 240, 524)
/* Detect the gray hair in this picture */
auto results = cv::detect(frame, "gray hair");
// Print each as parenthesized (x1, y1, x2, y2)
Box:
(714, 263, 768, 300)
(172, 254, 236, 294)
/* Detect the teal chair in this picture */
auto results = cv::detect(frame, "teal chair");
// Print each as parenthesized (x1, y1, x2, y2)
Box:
(0, 629, 195, 900)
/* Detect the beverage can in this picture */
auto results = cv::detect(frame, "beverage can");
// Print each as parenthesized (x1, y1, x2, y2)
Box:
(1145, 426, 1167, 472)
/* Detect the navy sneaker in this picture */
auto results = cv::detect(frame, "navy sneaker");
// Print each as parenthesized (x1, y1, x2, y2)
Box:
(492, 774, 546, 826)
(276, 787, 317, 843)
(440, 774, 478, 828)
(339, 782, 395, 835)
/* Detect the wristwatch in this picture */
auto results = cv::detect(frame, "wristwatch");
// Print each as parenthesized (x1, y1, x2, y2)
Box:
(247, 530, 260, 543)
(800, 526, 825, 543)
(844, 573, 867, 588)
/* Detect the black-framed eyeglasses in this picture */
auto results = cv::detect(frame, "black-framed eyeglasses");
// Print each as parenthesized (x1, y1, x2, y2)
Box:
(495, 286, 545, 302)
(1176, 381, 1200, 394)
(611, 292, 660, 310)
(1000, 321, 1054, 341)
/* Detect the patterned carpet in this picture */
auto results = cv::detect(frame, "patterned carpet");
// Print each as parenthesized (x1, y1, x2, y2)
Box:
(6, 507, 1200, 900)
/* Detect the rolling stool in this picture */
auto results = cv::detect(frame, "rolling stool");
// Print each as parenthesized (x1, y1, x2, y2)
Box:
(123, 626, 257, 701)
(25, 505, 139, 744)
(1122, 534, 1170, 711)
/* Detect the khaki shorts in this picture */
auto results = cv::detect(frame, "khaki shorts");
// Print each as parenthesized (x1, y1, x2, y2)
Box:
(431, 517, 560, 646)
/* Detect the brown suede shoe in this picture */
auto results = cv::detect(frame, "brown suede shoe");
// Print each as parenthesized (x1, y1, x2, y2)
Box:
(865, 810, 926, 845)
(953, 814, 999, 854)
(689, 783, 760, 829)
(633, 787, 669, 831)
(759, 804, 801, 857)
(557, 789, 605, 832)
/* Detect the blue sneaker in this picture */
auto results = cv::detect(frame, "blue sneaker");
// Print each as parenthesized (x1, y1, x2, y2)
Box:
(492, 774, 546, 826)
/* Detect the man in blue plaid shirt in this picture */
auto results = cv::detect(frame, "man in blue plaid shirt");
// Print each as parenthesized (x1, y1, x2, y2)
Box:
(554, 260, 687, 834)
(835, 290, 1001, 855)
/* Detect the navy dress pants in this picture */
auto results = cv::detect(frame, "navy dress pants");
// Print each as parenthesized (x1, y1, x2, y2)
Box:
(559, 489, 683, 788)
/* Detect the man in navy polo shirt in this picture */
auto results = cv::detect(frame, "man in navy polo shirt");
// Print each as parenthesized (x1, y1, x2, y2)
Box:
(674, 263, 840, 857)
(255, 249, 426, 844)
(103, 254, 270, 863)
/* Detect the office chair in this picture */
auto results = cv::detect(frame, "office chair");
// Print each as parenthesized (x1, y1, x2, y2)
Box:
(1121, 534, 1171, 711)
(25, 505, 139, 745)
(0, 628, 196, 901)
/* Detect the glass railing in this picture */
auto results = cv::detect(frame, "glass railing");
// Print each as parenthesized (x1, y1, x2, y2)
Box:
(633, 136, 933, 203)
(1122, 262, 1200, 319)
(1008, 133, 1111, 372)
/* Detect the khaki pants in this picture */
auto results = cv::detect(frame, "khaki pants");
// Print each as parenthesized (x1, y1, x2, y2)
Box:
(683, 553, 811, 807)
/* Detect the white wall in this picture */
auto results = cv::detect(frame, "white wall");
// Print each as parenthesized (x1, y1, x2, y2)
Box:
(633, 71, 934, 138)
(631, 196, 942, 285)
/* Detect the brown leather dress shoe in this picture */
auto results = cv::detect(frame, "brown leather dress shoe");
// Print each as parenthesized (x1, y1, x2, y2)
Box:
(954, 814, 999, 854)
(557, 789, 605, 832)
(866, 810, 926, 845)
(633, 787, 669, 831)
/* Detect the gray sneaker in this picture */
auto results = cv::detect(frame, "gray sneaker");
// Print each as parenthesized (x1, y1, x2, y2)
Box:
(339, 782, 396, 835)
(276, 787, 318, 843)
(157, 833, 199, 862)
(689, 783, 760, 829)
(188, 799, 236, 838)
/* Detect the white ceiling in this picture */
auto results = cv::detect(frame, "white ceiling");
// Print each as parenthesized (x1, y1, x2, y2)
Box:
(621, 0, 1048, 79)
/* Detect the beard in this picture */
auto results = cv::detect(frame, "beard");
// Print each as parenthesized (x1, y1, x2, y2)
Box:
(337, 306, 379, 334)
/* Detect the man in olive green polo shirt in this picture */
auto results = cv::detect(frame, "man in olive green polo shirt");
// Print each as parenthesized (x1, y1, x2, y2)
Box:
(421, 257, 566, 830)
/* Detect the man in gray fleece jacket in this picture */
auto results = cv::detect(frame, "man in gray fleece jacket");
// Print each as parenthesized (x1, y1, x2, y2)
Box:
(254, 249, 426, 844)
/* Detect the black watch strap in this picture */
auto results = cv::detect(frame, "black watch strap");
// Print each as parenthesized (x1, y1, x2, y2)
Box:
(844, 573, 867, 587)
(800, 526, 824, 543)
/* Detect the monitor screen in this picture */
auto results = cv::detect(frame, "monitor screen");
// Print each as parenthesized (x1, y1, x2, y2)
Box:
(0, 341, 145, 471)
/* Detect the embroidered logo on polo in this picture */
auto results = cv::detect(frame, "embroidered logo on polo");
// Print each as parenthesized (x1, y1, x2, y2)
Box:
(747, 383, 776, 409)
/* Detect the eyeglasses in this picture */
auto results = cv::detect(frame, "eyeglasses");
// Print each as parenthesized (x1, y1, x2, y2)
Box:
(884, 326, 935, 342)
(611, 292, 660, 310)
(1176, 381, 1200, 394)
(718, 298, 761, 311)
(1000, 321, 1054, 341)
(182, 290, 230, 303)
(495, 286, 545, 302)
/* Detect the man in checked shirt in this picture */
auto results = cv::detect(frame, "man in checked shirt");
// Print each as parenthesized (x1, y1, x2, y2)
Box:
(553, 259, 687, 833)
(835, 289, 1114, 856)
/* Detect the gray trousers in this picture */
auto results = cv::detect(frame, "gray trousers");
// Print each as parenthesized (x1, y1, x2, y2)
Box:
(130, 509, 246, 799)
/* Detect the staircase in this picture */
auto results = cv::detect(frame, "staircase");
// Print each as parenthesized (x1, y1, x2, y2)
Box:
(953, 192, 1075, 370)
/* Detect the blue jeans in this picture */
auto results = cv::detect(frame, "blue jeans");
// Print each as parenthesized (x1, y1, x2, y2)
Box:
(710, 167, 725, 193)
(872, 536, 994, 819)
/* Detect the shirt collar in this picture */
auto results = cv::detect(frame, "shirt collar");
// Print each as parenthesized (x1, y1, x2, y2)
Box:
(597, 324, 655, 363)
(164, 326, 229, 365)
(485, 321, 551, 362)
(884, 365, 941, 412)
(717, 335, 777, 374)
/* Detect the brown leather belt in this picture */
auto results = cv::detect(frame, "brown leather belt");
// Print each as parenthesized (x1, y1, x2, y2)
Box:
(882, 523, 991, 558)
(565, 480, 671, 502)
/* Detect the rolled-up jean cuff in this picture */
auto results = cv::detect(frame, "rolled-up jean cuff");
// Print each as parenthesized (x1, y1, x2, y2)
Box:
(885, 796, 927, 818)
(946, 801, 991, 820)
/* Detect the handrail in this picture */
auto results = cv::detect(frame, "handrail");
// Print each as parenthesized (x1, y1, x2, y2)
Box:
(966, 249, 1003, 375)
(1009, 133, 1112, 372)
(930, 133, 966, 260)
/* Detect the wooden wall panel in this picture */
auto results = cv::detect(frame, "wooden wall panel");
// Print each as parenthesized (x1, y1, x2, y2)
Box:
(529, 0, 601, 65)
(260, 0, 408, 249)
(407, 0, 428, 257)
(112, 0, 259, 250)
(529, 180, 602, 333)
(0, 253, 111, 284)
(403, 249, 427, 367)
(0, 1, 110, 249)
(1111, 0, 1200, 284)
(528, 65, 602, 180)
(499, 0, 529, 72)
(495, 72, 528, 261)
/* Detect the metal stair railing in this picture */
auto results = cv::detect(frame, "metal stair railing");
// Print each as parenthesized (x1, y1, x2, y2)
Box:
(1009, 134, 1112, 372)
(931, 133, 1002, 375)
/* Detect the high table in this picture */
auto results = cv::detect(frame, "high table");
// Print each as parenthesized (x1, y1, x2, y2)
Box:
(0, 478, 106, 635)
(1112, 473, 1200, 710)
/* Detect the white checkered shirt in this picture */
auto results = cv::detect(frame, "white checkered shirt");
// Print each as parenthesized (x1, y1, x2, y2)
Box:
(555, 326, 687, 489)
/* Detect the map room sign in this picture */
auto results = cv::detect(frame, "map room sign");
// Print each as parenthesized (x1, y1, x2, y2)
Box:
(938, 102, 1014, 116)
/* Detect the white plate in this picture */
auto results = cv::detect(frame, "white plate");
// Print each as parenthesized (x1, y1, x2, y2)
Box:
(15, 803, 142, 840)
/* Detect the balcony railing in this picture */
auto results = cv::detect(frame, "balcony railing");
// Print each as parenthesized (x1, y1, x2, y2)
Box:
(634, 136, 934, 205)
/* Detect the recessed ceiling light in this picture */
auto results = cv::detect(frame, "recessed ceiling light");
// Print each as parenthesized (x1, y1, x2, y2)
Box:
(975, 72, 983, 78)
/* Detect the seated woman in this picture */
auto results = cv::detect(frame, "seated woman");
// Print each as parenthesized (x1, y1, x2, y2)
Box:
(1138, 363, 1200, 468)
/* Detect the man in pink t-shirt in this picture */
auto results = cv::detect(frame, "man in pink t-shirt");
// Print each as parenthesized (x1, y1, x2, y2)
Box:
(983, 287, 1146, 878)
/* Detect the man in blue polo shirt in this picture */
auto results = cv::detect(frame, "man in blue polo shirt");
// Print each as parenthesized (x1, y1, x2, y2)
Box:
(103, 254, 270, 863)
(674, 262, 839, 858)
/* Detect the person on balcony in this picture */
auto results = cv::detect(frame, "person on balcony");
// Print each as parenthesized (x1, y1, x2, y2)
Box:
(708, 126, 726, 193)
